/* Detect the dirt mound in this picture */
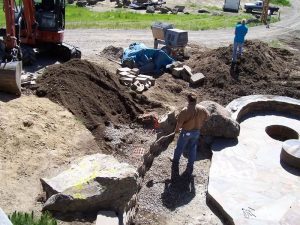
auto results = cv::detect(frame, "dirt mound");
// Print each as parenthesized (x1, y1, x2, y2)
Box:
(36, 59, 158, 152)
(0, 95, 100, 215)
(187, 40, 300, 105)
(100, 45, 124, 60)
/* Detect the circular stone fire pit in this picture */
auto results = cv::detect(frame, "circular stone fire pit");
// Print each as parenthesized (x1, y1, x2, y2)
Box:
(281, 139, 300, 169)
(265, 125, 299, 142)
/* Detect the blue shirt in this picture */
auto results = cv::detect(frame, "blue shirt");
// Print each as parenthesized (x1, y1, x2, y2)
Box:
(234, 24, 248, 44)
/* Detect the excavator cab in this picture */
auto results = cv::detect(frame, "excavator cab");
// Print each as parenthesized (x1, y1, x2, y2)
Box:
(0, 0, 80, 95)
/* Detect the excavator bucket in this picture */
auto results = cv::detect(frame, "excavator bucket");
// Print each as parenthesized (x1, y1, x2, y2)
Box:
(0, 61, 22, 95)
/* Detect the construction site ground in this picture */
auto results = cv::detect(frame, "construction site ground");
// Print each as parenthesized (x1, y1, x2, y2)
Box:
(1, 1, 300, 224)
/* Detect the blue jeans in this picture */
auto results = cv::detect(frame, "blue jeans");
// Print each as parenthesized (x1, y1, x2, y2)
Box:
(232, 41, 244, 63)
(173, 130, 200, 174)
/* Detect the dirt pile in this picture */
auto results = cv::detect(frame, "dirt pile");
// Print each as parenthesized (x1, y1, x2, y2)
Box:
(36, 59, 159, 152)
(187, 40, 300, 105)
(100, 45, 124, 60)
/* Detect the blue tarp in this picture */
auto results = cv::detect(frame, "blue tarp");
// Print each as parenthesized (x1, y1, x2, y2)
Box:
(122, 42, 174, 74)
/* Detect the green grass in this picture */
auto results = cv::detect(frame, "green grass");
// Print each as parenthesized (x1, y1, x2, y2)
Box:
(9, 211, 57, 225)
(0, 4, 281, 30)
(65, 6, 251, 30)
(270, 0, 291, 6)
(268, 40, 283, 48)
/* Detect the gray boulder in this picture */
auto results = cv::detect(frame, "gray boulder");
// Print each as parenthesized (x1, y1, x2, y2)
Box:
(41, 154, 138, 212)
(199, 101, 240, 138)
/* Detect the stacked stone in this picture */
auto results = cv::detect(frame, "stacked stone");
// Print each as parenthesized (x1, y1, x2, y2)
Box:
(117, 67, 155, 93)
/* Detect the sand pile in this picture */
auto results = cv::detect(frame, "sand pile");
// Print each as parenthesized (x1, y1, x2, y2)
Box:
(36, 59, 159, 151)
(187, 40, 299, 105)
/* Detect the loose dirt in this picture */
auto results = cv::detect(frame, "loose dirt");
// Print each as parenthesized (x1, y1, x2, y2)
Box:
(2, 35, 300, 225)
(145, 40, 300, 109)
(36, 59, 162, 154)
(0, 95, 100, 225)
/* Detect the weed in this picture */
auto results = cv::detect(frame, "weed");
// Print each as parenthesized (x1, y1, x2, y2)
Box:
(9, 211, 57, 225)
(270, 0, 291, 6)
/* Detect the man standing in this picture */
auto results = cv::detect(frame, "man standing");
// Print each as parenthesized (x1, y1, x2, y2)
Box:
(232, 19, 248, 64)
(172, 94, 210, 177)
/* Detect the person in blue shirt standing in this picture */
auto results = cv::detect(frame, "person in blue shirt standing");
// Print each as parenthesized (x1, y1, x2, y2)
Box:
(232, 19, 248, 64)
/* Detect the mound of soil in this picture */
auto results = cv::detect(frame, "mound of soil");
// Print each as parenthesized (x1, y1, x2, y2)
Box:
(36, 59, 159, 152)
(187, 40, 300, 105)
(100, 45, 124, 60)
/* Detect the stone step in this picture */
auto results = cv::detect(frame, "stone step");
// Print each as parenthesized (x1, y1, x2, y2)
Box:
(96, 211, 119, 225)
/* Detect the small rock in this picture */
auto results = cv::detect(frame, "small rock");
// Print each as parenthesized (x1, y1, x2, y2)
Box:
(23, 120, 33, 127)
(117, 67, 131, 73)
(137, 75, 155, 85)
(171, 67, 184, 78)
(190, 73, 205, 85)
(119, 77, 134, 86)
(131, 81, 144, 93)
(182, 65, 193, 81)
(129, 68, 140, 75)
(134, 77, 149, 85)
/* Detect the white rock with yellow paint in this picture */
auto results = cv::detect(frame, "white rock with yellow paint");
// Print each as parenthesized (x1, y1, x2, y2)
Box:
(41, 154, 138, 212)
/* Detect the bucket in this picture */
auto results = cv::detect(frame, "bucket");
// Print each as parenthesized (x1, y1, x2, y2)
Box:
(0, 61, 22, 95)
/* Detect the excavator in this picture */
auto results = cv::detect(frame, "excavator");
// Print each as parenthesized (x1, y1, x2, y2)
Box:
(0, 0, 81, 95)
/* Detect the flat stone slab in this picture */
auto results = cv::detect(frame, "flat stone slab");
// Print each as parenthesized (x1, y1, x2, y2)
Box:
(41, 154, 138, 212)
(0, 208, 12, 225)
(208, 95, 300, 225)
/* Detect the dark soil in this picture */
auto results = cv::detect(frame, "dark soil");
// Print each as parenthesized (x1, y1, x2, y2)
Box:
(100, 45, 124, 60)
(36, 59, 161, 152)
(187, 40, 300, 105)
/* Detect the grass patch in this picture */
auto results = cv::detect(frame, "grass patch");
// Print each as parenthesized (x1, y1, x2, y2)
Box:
(270, 0, 291, 6)
(268, 40, 283, 48)
(9, 211, 57, 225)
(65, 6, 251, 30)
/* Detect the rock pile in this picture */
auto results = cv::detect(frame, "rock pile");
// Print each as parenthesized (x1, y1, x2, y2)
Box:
(168, 62, 205, 85)
(117, 67, 155, 93)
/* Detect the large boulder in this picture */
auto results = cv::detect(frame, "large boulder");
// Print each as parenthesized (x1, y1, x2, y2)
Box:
(199, 101, 240, 138)
(41, 154, 138, 212)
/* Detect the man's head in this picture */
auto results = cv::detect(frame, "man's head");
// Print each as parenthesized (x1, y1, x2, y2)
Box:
(187, 93, 197, 105)
(241, 19, 247, 25)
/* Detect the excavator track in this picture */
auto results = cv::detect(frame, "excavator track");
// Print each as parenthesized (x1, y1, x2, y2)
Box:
(58, 43, 81, 62)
